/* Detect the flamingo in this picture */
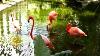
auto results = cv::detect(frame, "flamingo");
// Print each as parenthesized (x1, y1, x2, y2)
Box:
(28, 16, 54, 49)
(28, 16, 35, 40)
(66, 22, 87, 37)
(47, 11, 58, 33)
(66, 23, 87, 51)
(48, 11, 58, 24)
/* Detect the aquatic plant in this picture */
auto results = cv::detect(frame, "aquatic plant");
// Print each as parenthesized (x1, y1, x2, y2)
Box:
(10, 34, 22, 48)
(34, 35, 51, 56)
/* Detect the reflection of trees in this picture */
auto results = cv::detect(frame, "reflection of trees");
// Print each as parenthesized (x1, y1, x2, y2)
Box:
(7, 11, 10, 34)
(0, 12, 3, 35)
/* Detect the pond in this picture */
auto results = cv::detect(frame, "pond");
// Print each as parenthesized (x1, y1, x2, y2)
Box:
(0, 1, 50, 56)
(1, 0, 100, 56)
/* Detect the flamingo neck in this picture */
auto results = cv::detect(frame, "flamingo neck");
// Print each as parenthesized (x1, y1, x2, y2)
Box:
(66, 23, 72, 32)
(48, 16, 54, 24)
(30, 19, 34, 39)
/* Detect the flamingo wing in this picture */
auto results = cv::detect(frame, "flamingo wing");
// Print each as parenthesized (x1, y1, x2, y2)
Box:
(40, 34, 54, 49)
(68, 27, 87, 37)
(40, 34, 50, 44)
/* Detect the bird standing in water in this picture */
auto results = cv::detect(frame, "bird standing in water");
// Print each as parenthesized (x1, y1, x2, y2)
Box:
(66, 22, 87, 52)
(28, 16, 54, 49)
(47, 11, 58, 34)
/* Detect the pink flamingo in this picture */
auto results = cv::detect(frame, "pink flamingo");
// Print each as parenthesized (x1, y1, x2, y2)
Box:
(28, 16, 54, 49)
(48, 11, 58, 24)
(66, 23, 87, 37)
(47, 11, 58, 33)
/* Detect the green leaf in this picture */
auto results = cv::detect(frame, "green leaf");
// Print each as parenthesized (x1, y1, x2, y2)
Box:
(34, 35, 51, 56)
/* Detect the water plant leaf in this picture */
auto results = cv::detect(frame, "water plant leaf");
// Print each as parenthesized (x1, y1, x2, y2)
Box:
(34, 35, 51, 56)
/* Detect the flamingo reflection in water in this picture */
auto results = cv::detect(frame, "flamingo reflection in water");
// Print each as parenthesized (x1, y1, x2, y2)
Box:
(11, 13, 34, 56)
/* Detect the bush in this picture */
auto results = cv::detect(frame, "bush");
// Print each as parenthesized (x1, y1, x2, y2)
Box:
(56, 7, 74, 20)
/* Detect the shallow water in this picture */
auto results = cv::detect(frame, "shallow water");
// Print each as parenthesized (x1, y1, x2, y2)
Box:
(0, 1, 49, 56)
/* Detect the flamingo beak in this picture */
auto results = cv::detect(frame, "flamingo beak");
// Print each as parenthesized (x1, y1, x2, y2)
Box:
(28, 19, 30, 23)
(84, 34, 87, 36)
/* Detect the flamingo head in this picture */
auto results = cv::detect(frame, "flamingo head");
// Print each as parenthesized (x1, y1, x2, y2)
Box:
(48, 11, 58, 23)
(66, 23, 72, 31)
(28, 16, 34, 23)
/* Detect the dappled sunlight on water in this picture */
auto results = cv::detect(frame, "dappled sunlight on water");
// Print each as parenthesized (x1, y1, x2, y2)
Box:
(0, 1, 50, 56)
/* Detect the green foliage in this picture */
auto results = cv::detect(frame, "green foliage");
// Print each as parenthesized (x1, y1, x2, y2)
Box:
(50, 20, 72, 54)
(57, 7, 73, 15)
(50, 6, 97, 56)
(81, 11, 95, 16)
(52, 20, 67, 32)
(34, 35, 51, 56)
(78, 11, 95, 23)
(77, 6, 100, 56)
(56, 7, 74, 20)
(34, 35, 72, 56)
